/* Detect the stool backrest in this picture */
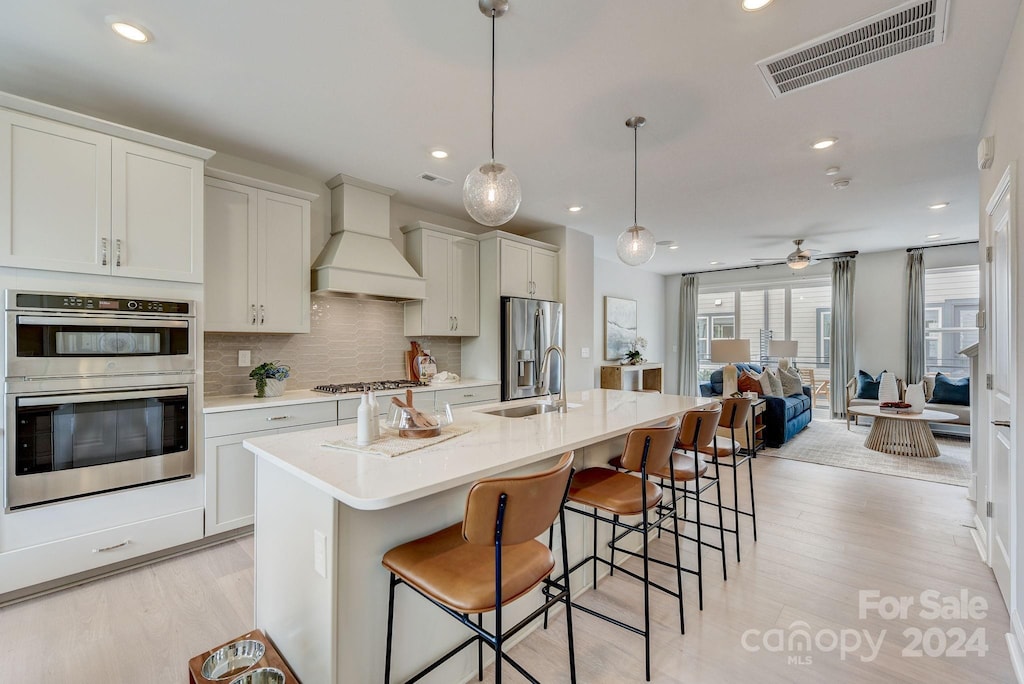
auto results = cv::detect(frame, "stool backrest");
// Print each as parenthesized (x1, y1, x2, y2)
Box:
(619, 416, 681, 474)
(463, 451, 574, 546)
(678, 403, 722, 450)
(719, 397, 752, 430)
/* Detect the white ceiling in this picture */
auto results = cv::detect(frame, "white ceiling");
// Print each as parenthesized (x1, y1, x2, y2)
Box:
(0, 0, 1019, 274)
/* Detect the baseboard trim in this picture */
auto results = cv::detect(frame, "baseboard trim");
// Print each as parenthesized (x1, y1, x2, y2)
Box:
(969, 513, 988, 563)
(1006, 611, 1024, 684)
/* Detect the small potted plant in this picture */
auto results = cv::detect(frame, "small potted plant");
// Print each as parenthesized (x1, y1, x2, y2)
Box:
(623, 336, 648, 365)
(250, 361, 291, 398)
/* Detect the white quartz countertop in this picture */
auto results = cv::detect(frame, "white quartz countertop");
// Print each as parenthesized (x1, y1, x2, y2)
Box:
(244, 389, 712, 511)
(202, 379, 499, 413)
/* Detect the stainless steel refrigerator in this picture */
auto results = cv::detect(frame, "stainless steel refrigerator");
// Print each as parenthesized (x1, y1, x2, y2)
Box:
(501, 296, 564, 401)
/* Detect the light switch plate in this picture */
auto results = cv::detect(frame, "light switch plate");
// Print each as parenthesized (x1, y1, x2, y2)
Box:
(581, 347, 590, 359)
(238, 350, 251, 367)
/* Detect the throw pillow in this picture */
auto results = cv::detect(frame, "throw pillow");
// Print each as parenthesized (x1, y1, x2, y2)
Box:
(929, 373, 970, 406)
(766, 368, 784, 397)
(855, 370, 884, 400)
(752, 369, 773, 396)
(780, 366, 803, 397)
(737, 371, 762, 396)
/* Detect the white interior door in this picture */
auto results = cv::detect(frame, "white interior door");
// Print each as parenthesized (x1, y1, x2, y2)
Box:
(985, 163, 1015, 611)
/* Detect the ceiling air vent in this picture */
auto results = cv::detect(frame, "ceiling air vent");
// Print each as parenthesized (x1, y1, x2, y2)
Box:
(418, 172, 454, 186)
(756, 0, 949, 98)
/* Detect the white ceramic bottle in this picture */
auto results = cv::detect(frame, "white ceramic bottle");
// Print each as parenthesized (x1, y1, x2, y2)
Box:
(367, 390, 380, 439)
(357, 392, 372, 446)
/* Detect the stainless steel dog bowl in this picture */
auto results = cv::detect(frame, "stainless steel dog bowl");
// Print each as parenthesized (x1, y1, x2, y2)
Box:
(229, 667, 285, 684)
(201, 639, 266, 680)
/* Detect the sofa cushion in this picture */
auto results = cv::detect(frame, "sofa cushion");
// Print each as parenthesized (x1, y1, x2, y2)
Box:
(780, 366, 803, 397)
(783, 393, 811, 421)
(856, 370, 885, 400)
(709, 363, 763, 395)
(930, 373, 969, 406)
(765, 368, 784, 397)
(738, 371, 762, 395)
(927, 403, 971, 424)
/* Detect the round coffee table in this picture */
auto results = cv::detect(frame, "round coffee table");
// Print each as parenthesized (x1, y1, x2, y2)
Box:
(847, 406, 959, 458)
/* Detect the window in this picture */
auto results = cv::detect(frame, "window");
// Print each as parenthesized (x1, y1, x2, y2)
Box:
(923, 265, 979, 377)
(817, 309, 831, 363)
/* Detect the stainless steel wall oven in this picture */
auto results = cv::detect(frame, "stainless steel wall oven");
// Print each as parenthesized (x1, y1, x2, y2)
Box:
(5, 291, 196, 510)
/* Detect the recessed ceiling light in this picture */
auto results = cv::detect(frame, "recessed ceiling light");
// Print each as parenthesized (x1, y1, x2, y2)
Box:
(109, 20, 150, 43)
(831, 178, 851, 189)
(741, 0, 774, 10)
(669, 244, 680, 250)
(430, 149, 448, 159)
(928, 202, 950, 210)
(812, 137, 837, 150)
(709, 260, 723, 265)
(568, 205, 583, 213)
(926, 234, 942, 240)
(825, 166, 841, 176)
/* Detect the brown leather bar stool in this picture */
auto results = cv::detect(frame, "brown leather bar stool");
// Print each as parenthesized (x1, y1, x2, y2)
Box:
(702, 397, 757, 563)
(382, 452, 576, 684)
(562, 418, 681, 682)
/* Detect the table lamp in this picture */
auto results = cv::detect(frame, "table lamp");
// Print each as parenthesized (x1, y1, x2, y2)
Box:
(768, 339, 798, 371)
(710, 339, 751, 396)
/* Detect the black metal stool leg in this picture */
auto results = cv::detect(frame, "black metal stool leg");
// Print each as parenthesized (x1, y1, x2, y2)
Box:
(384, 573, 397, 684)
(609, 513, 620, 576)
(592, 506, 599, 590)
(716, 478, 727, 581)
(642, 504, 651, 682)
(733, 451, 742, 563)
(749, 455, 758, 541)
(476, 614, 484, 681)
(695, 477, 704, 610)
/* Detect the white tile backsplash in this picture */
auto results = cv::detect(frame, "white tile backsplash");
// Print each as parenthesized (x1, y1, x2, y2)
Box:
(204, 293, 462, 396)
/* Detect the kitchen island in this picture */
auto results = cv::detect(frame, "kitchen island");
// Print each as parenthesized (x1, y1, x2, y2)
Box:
(244, 388, 711, 683)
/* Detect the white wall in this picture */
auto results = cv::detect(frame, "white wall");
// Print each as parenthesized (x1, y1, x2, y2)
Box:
(978, 0, 1024, 655)
(594, 258, 667, 387)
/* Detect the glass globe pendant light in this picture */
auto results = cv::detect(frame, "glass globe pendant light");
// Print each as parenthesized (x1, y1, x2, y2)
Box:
(616, 116, 656, 266)
(464, 0, 521, 227)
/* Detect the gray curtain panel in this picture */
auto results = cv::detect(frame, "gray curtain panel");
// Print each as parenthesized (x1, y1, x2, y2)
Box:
(906, 248, 925, 385)
(678, 274, 700, 395)
(830, 256, 856, 419)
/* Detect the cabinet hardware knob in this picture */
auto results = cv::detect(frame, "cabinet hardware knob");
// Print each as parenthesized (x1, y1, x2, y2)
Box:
(93, 539, 130, 553)
(267, 415, 290, 421)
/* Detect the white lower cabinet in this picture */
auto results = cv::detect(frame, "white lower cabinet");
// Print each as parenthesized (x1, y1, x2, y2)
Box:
(435, 385, 500, 407)
(204, 402, 337, 536)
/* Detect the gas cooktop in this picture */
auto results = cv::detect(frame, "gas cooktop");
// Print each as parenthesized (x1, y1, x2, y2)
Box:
(312, 380, 429, 394)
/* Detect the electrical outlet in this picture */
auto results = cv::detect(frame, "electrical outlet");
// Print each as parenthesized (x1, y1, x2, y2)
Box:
(581, 347, 590, 359)
(238, 350, 251, 367)
(313, 530, 327, 577)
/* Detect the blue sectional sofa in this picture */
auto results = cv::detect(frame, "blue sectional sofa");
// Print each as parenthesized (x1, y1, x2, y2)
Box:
(698, 363, 812, 448)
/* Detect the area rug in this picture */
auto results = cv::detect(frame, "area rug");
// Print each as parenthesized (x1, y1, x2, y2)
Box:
(763, 416, 970, 487)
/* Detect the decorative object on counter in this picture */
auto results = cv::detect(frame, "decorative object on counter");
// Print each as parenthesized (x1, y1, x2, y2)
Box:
(604, 296, 638, 361)
(463, 0, 521, 227)
(249, 361, 290, 398)
(357, 392, 374, 446)
(432, 371, 460, 383)
(368, 390, 381, 440)
(188, 629, 298, 684)
(322, 423, 470, 458)
(416, 348, 437, 383)
(406, 341, 422, 381)
(622, 336, 647, 365)
(877, 371, 899, 404)
(387, 392, 450, 438)
(904, 382, 926, 413)
(616, 115, 656, 265)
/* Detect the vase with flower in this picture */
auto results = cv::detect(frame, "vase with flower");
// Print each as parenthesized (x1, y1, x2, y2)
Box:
(622, 336, 648, 365)
(250, 361, 291, 398)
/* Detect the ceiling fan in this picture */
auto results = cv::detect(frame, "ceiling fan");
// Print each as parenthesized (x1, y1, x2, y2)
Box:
(750, 239, 822, 270)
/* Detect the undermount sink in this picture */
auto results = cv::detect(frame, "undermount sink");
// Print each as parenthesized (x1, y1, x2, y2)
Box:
(481, 402, 566, 418)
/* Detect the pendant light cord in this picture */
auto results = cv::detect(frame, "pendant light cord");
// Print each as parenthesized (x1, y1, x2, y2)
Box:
(490, 10, 496, 162)
(633, 122, 638, 226)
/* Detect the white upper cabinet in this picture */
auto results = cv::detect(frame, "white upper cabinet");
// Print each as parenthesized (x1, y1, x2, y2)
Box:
(498, 237, 559, 301)
(402, 222, 480, 337)
(204, 172, 313, 333)
(0, 107, 210, 282)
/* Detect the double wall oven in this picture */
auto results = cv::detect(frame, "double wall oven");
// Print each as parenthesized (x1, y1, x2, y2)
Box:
(5, 291, 196, 510)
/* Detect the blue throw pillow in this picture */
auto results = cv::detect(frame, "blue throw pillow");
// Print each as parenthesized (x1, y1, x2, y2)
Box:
(855, 370, 884, 400)
(930, 373, 970, 406)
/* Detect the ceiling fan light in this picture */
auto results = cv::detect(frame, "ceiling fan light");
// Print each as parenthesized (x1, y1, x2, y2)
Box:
(617, 225, 656, 266)
(464, 161, 521, 226)
(787, 258, 810, 270)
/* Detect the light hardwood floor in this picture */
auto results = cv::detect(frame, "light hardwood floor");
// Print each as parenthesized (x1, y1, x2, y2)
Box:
(0, 454, 1014, 683)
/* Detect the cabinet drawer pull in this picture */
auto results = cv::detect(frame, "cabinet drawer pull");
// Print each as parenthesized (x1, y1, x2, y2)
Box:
(101, 237, 108, 266)
(251, 304, 257, 325)
(463, 393, 476, 398)
(115, 238, 122, 267)
(259, 304, 265, 325)
(454, 316, 458, 330)
(93, 539, 130, 553)
(266, 415, 291, 421)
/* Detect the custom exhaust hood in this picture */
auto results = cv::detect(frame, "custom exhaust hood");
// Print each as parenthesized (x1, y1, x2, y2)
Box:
(312, 174, 426, 300)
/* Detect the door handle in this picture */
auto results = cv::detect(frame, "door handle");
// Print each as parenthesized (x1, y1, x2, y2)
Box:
(115, 239, 122, 267)
(251, 304, 257, 325)
(992, 420, 1011, 428)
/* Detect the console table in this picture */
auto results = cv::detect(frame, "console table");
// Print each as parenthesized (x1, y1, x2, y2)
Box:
(600, 363, 664, 392)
